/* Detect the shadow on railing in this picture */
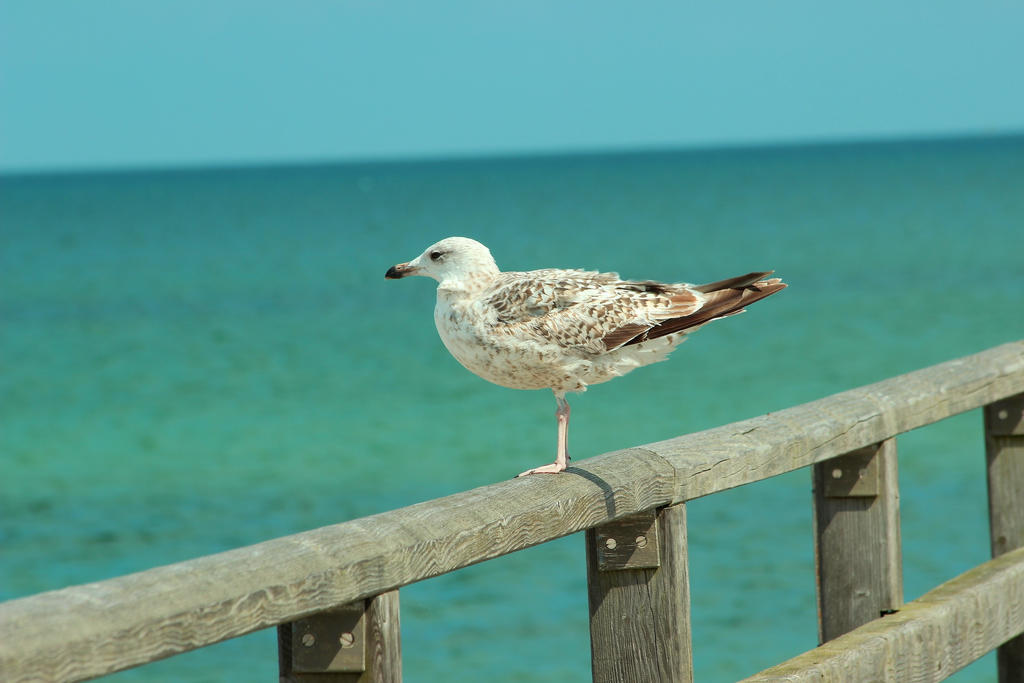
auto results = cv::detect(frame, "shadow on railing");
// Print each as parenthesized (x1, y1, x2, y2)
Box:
(2, 342, 1023, 683)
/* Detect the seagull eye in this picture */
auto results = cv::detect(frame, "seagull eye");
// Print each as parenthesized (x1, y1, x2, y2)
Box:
(430, 250, 444, 261)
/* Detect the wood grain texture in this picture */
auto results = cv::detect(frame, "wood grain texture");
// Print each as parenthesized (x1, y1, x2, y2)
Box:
(648, 342, 1024, 503)
(985, 393, 1024, 683)
(365, 591, 401, 683)
(587, 504, 692, 683)
(741, 546, 1024, 682)
(0, 342, 1022, 682)
(986, 393, 1024, 557)
(813, 439, 903, 643)
(0, 448, 675, 683)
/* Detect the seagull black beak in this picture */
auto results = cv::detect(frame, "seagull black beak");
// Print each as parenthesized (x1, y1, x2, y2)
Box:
(385, 262, 414, 279)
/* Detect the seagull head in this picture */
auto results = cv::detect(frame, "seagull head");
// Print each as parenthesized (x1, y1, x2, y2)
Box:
(385, 237, 499, 286)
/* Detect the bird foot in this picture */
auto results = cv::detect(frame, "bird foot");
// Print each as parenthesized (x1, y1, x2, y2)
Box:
(517, 461, 567, 477)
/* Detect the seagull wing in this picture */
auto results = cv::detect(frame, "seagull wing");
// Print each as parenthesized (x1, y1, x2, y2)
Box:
(482, 269, 786, 354)
(483, 270, 703, 354)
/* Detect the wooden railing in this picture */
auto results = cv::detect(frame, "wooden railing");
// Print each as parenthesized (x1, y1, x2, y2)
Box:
(2, 341, 1023, 682)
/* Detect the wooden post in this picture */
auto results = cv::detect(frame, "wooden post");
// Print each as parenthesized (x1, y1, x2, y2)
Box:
(985, 393, 1024, 683)
(279, 590, 401, 683)
(812, 439, 903, 643)
(586, 504, 692, 683)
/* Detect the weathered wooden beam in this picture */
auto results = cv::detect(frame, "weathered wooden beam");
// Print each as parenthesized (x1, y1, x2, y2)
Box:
(0, 446, 676, 683)
(587, 505, 692, 683)
(365, 591, 402, 683)
(648, 341, 1024, 504)
(985, 393, 1024, 683)
(278, 591, 401, 683)
(812, 439, 902, 643)
(0, 342, 1021, 682)
(986, 392, 1024, 555)
(741, 546, 1024, 682)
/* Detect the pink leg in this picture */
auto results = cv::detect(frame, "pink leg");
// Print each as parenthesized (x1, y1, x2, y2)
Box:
(518, 393, 571, 476)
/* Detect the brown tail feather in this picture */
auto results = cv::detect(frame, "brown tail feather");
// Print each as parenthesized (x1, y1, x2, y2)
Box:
(623, 276, 786, 347)
(693, 271, 774, 293)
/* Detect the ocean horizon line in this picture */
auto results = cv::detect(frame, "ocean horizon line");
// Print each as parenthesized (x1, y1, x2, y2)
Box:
(2, 127, 1022, 181)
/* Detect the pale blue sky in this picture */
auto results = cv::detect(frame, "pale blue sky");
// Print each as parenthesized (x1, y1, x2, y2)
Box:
(2, 1, 1023, 173)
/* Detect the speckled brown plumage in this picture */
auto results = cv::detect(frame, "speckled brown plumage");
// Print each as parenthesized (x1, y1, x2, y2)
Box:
(386, 237, 786, 475)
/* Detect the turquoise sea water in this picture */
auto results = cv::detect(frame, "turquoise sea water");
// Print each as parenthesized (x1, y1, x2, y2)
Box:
(2, 135, 1023, 681)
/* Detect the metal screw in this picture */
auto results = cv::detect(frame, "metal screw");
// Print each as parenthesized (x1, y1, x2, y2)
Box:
(604, 537, 617, 550)
(302, 633, 315, 647)
(832, 468, 843, 479)
(635, 535, 647, 548)
(339, 632, 356, 648)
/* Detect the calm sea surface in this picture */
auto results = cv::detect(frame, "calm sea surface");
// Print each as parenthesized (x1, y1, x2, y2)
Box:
(2, 136, 1023, 681)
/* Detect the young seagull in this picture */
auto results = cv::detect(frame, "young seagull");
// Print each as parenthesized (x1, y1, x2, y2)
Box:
(386, 237, 785, 476)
